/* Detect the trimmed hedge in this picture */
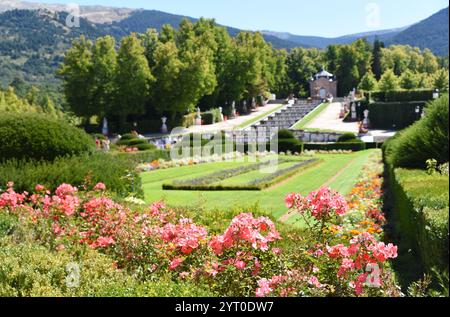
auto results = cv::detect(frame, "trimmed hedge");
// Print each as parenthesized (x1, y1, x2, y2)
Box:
(337, 133, 358, 143)
(366, 90, 434, 102)
(383, 95, 449, 169)
(163, 159, 320, 191)
(0, 153, 143, 198)
(113, 149, 169, 164)
(386, 166, 449, 287)
(304, 142, 366, 152)
(369, 101, 427, 130)
(0, 112, 95, 162)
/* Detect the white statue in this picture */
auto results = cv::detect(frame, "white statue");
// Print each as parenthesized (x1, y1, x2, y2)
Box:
(363, 109, 370, 129)
(102, 117, 108, 136)
(351, 103, 357, 120)
(195, 107, 202, 126)
(161, 116, 168, 134)
(219, 106, 224, 122)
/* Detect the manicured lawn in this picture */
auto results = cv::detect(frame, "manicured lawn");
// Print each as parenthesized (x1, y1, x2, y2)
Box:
(236, 104, 286, 129)
(291, 102, 329, 130)
(141, 150, 379, 224)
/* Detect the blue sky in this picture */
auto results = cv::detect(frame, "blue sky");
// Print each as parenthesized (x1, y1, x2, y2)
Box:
(27, 0, 449, 37)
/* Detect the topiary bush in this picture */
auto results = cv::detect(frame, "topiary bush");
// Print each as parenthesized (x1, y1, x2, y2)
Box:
(0, 112, 95, 162)
(277, 129, 295, 139)
(384, 95, 449, 169)
(337, 133, 358, 143)
(0, 153, 143, 198)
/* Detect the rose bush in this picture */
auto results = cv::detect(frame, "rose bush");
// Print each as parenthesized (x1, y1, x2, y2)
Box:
(0, 153, 401, 297)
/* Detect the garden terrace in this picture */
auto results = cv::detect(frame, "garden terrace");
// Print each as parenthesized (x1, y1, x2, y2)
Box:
(162, 158, 321, 191)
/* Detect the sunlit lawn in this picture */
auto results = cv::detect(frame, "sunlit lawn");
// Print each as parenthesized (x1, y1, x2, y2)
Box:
(141, 150, 378, 225)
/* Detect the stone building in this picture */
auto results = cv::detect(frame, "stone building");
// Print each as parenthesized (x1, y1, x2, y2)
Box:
(309, 69, 338, 100)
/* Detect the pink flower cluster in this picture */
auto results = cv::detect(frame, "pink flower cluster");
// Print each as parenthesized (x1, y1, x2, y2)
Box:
(80, 197, 126, 248)
(286, 187, 349, 220)
(0, 182, 25, 211)
(209, 213, 281, 255)
(160, 218, 208, 256)
(326, 232, 398, 296)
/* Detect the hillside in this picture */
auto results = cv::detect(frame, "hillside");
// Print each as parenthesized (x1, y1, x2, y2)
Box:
(262, 27, 406, 49)
(387, 7, 449, 56)
(0, 9, 106, 87)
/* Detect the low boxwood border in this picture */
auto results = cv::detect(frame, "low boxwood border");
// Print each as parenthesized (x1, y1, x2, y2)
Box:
(162, 158, 321, 191)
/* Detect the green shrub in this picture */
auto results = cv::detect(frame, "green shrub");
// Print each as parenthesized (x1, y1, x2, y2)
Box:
(384, 95, 449, 169)
(304, 142, 366, 151)
(369, 101, 426, 130)
(387, 167, 449, 288)
(120, 133, 136, 140)
(202, 112, 214, 125)
(0, 153, 143, 198)
(113, 150, 169, 164)
(182, 113, 197, 128)
(0, 237, 215, 297)
(92, 133, 107, 140)
(0, 112, 95, 162)
(278, 139, 303, 153)
(337, 133, 358, 143)
(135, 143, 156, 151)
(127, 139, 149, 146)
(278, 129, 295, 139)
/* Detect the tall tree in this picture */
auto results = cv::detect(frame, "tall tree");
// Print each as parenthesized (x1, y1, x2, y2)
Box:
(113, 34, 153, 126)
(358, 71, 378, 92)
(91, 36, 117, 119)
(371, 38, 384, 80)
(58, 36, 94, 123)
(335, 45, 359, 96)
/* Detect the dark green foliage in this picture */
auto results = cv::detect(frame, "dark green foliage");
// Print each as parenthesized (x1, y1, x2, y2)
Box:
(369, 101, 426, 130)
(135, 143, 156, 151)
(337, 133, 358, 143)
(386, 167, 449, 289)
(0, 112, 95, 162)
(367, 90, 434, 102)
(202, 112, 214, 125)
(383, 95, 449, 169)
(274, 129, 303, 153)
(92, 133, 107, 140)
(0, 153, 143, 198)
(113, 150, 169, 164)
(120, 133, 136, 140)
(277, 129, 295, 139)
(278, 139, 304, 153)
(304, 142, 366, 151)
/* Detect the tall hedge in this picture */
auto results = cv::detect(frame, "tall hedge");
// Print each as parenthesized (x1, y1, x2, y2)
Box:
(383, 95, 449, 169)
(368, 101, 426, 130)
(366, 89, 434, 102)
(0, 112, 95, 161)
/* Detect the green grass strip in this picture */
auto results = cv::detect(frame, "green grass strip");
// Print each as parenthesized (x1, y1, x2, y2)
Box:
(236, 104, 286, 129)
(291, 102, 329, 130)
(162, 158, 320, 191)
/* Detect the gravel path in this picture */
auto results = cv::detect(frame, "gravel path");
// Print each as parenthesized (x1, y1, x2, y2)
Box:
(305, 102, 359, 133)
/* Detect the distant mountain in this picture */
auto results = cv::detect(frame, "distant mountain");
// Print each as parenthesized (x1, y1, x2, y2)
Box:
(0, 2, 448, 90)
(0, 9, 106, 86)
(103, 9, 301, 49)
(262, 27, 407, 49)
(0, 0, 134, 23)
(386, 7, 449, 56)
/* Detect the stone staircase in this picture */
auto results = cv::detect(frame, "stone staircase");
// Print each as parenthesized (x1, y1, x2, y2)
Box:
(248, 100, 320, 130)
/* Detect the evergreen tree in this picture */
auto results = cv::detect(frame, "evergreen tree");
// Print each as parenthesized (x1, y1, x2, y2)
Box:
(358, 71, 378, 92)
(113, 34, 153, 126)
(371, 38, 384, 80)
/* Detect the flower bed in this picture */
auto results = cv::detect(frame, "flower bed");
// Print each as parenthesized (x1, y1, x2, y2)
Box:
(0, 154, 401, 297)
(137, 151, 275, 172)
